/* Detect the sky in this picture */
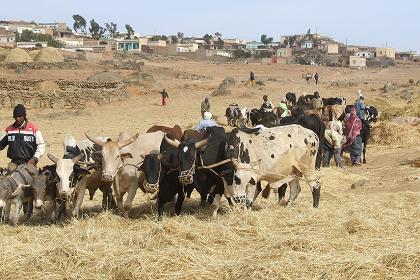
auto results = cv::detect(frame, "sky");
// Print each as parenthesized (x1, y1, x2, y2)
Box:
(1, 0, 418, 52)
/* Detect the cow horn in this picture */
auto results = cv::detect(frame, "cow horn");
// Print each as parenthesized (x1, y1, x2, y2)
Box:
(195, 138, 209, 149)
(118, 133, 139, 149)
(164, 134, 180, 148)
(72, 153, 84, 164)
(85, 132, 105, 147)
(47, 153, 59, 164)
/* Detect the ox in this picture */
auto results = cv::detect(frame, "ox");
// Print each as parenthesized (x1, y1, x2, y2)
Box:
(225, 125, 321, 208)
(225, 104, 241, 127)
(164, 126, 230, 216)
(47, 135, 115, 217)
(86, 131, 164, 217)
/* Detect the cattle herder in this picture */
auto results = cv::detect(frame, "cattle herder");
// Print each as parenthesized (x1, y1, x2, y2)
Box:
(0, 104, 45, 217)
(160, 88, 169, 106)
(195, 111, 216, 131)
(201, 97, 211, 118)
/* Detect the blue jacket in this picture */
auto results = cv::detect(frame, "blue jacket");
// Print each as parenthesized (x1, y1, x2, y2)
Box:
(355, 100, 366, 120)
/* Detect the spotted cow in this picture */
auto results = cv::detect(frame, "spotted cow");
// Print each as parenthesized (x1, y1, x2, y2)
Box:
(225, 125, 321, 208)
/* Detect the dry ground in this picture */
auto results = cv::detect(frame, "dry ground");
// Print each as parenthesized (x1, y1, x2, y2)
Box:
(0, 59, 419, 279)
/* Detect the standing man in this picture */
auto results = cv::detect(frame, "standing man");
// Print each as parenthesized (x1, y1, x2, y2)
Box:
(249, 71, 255, 86)
(0, 104, 45, 172)
(314, 72, 319, 85)
(195, 111, 216, 131)
(311, 91, 324, 113)
(160, 89, 169, 106)
(201, 97, 211, 118)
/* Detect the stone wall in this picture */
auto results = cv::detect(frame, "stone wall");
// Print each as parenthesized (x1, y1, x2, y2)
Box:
(0, 78, 128, 109)
(0, 62, 79, 70)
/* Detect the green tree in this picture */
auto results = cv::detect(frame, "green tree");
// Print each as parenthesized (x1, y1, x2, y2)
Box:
(203, 34, 213, 44)
(89, 19, 105, 39)
(72, 14, 86, 33)
(217, 37, 224, 49)
(177, 32, 184, 39)
(125, 24, 134, 39)
(16, 30, 62, 48)
(170, 35, 178, 44)
(105, 22, 118, 38)
(214, 32, 222, 38)
(261, 34, 273, 46)
(233, 49, 251, 58)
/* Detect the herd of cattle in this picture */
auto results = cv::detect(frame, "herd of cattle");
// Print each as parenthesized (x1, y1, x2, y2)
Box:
(0, 93, 378, 225)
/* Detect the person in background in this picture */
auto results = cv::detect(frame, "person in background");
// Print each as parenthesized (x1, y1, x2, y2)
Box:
(355, 90, 366, 120)
(323, 126, 345, 168)
(201, 97, 211, 118)
(277, 98, 290, 118)
(314, 72, 319, 85)
(311, 91, 324, 112)
(342, 108, 363, 165)
(160, 89, 169, 106)
(195, 111, 216, 131)
(260, 95, 273, 112)
(249, 71, 255, 86)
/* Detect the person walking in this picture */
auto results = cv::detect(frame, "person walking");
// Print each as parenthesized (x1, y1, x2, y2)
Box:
(314, 72, 319, 85)
(160, 89, 169, 106)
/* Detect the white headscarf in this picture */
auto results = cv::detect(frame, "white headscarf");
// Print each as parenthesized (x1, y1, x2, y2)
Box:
(203, 111, 212, 120)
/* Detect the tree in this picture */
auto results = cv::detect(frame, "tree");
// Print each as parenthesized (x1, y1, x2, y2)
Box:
(307, 28, 311, 35)
(203, 33, 213, 44)
(214, 32, 222, 38)
(125, 24, 134, 39)
(261, 34, 273, 46)
(105, 22, 118, 38)
(233, 49, 251, 58)
(217, 37, 224, 49)
(16, 30, 62, 48)
(261, 34, 267, 44)
(177, 32, 184, 39)
(89, 19, 105, 39)
(72, 14, 86, 33)
(170, 35, 178, 44)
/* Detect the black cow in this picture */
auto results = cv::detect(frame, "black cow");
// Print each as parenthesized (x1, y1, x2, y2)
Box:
(225, 104, 241, 127)
(164, 126, 231, 216)
(249, 108, 277, 127)
(366, 106, 378, 123)
(141, 154, 185, 219)
(322, 97, 346, 106)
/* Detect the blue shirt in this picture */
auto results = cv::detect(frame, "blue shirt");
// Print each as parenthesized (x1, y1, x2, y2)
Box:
(355, 100, 366, 120)
(195, 120, 216, 131)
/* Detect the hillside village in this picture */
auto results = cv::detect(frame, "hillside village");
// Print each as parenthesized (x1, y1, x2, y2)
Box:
(0, 19, 418, 68)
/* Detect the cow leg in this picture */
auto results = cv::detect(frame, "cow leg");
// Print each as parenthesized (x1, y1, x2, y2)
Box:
(277, 183, 288, 205)
(363, 142, 367, 163)
(3, 201, 11, 224)
(72, 180, 87, 218)
(226, 197, 233, 206)
(174, 192, 185, 216)
(156, 196, 165, 220)
(287, 180, 301, 207)
(261, 183, 271, 199)
(123, 182, 138, 218)
(211, 194, 221, 217)
(309, 180, 321, 208)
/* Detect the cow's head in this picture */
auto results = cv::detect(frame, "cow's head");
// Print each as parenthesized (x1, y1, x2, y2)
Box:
(140, 153, 165, 194)
(85, 132, 138, 182)
(47, 153, 86, 198)
(165, 135, 208, 185)
(0, 177, 15, 209)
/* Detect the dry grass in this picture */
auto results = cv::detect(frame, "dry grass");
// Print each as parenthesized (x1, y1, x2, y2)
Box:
(0, 170, 419, 279)
(371, 122, 420, 146)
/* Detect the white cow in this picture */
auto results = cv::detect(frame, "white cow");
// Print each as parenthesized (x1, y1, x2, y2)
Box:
(86, 131, 164, 218)
(224, 125, 321, 208)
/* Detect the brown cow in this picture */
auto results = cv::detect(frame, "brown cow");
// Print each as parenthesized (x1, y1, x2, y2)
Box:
(181, 129, 206, 142)
(147, 125, 183, 141)
(323, 105, 345, 121)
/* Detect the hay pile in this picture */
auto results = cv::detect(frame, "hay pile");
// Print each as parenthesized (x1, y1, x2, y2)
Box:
(34, 47, 64, 63)
(212, 77, 235, 96)
(34, 80, 61, 92)
(371, 121, 420, 146)
(0, 48, 33, 63)
(0, 179, 418, 279)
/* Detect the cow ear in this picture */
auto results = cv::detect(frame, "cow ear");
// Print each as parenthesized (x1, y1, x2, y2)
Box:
(121, 153, 133, 159)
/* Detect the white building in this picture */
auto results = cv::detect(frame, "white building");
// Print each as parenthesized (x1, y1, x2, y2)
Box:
(176, 43, 198, 52)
